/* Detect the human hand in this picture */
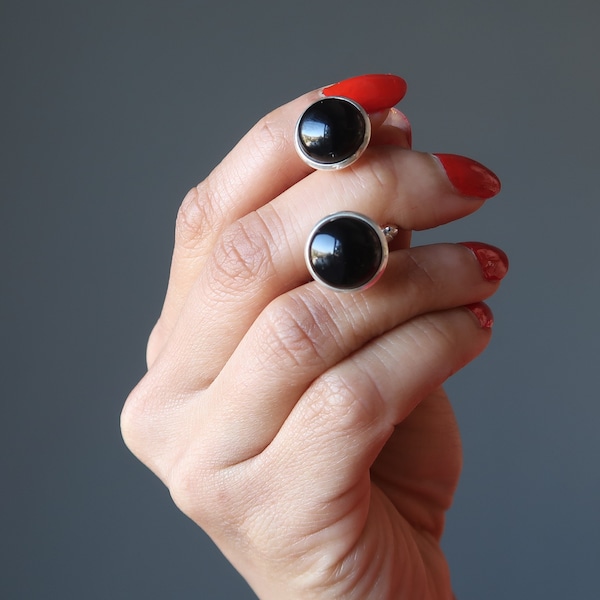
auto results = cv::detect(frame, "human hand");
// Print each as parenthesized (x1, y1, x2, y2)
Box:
(121, 74, 507, 599)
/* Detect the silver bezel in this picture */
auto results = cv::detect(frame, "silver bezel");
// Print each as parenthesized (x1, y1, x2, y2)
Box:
(305, 211, 388, 293)
(294, 97, 372, 171)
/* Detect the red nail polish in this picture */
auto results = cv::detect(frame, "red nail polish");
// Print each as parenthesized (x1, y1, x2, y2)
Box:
(459, 242, 509, 282)
(434, 153, 501, 199)
(323, 74, 407, 113)
(465, 302, 494, 329)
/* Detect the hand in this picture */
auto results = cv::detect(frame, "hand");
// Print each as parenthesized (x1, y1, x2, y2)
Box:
(121, 74, 507, 599)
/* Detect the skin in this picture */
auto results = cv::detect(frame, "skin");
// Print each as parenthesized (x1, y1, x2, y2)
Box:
(121, 88, 505, 599)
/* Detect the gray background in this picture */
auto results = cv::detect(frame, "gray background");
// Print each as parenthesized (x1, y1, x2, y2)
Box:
(2, 0, 599, 598)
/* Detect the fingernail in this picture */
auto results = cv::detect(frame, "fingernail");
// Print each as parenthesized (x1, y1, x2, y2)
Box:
(465, 302, 494, 329)
(323, 74, 407, 113)
(433, 153, 501, 199)
(458, 242, 509, 282)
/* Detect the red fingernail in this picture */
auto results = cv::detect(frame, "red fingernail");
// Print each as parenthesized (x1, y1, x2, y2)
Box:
(433, 153, 501, 199)
(323, 74, 407, 113)
(459, 242, 509, 282)
(465, 302, 494, 329)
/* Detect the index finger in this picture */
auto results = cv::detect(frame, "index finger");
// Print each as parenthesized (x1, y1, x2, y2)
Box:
(150, 74, 408, 360)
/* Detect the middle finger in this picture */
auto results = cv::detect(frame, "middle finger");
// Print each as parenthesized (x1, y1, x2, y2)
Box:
(166, 145, 501, 384)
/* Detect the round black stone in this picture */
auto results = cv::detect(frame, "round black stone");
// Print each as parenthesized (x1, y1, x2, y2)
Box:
(297, 98, 367, 165)
(308, 215, 383, 290)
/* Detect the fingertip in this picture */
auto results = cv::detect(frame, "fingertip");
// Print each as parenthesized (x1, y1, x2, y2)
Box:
(458, 242, 509, 282)
(464, 302, 494, 329)
(370, 107, 412, 149)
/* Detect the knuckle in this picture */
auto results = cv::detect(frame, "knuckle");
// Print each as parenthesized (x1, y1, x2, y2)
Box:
(259, 294, 335, 371)
(120, 377, 154, 464)
(308, 369, 385, 434)
(208, 214, 275, 292)
(251, 110, 290, 162)
(400, 251, 439, 306)
(168, 453, 247, 536)
(120, 367, 191, 479)
(175, 180, 224, 251)
(167, 453, 206, 520)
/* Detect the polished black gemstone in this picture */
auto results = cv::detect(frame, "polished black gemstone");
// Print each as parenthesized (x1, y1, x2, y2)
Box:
(308, 215, 383, 290)
(297, 98, 367, 166)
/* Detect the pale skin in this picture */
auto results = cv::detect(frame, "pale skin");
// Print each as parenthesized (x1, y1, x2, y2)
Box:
(121, 87, 504, 599)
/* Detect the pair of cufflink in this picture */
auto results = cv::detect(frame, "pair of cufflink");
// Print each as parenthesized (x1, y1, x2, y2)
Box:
(295, 96, 397, 293)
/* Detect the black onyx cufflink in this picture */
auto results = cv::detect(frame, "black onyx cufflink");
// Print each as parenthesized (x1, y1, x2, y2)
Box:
(305, 212, 398, 292)
(295, 97, 371, 170)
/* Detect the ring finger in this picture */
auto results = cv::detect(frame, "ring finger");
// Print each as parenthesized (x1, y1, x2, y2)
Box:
(163, 143, 500, 383)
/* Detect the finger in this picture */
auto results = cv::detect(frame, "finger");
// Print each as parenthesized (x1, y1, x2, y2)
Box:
(162, 145, 501, 378)
(125, 241, 478, 476)
(165, 304, 491, 532)
(172, 239, 504, 464)
(259, 303, 492, 504)
(150, 75, 408, 358)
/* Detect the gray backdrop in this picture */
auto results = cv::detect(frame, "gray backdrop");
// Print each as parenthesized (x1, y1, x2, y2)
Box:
(2, 0, 599, 598)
